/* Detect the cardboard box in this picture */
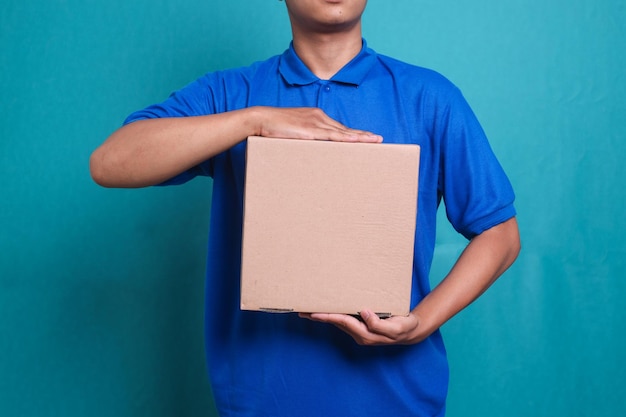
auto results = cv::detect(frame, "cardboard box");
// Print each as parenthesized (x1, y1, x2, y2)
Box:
(240, 136, 420, 317)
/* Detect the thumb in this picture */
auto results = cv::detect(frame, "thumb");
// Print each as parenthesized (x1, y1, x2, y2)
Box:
(359, 309, 381, 329)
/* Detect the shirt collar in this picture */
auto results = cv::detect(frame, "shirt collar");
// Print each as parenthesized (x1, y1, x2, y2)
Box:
(279, 39, 378, 87)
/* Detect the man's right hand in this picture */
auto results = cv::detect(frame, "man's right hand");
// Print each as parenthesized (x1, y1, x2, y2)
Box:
(90, 106, 381, 188)
(251, 106, 383, 143)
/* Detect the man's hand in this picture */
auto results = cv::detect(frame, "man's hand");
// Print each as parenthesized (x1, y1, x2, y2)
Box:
(253, 106, 383, 143)
(299, 309, 424, 346)
(299, 218, 521, 346)
(91, 105, 381, 188)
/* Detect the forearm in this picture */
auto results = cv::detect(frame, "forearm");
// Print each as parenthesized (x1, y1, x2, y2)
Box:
(412, 217, 521, 341)
(90, 106, 382, 188)
(90, 108, 258, 188)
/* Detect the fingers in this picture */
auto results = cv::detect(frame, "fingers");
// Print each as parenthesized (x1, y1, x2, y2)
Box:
(309, 111, 380, 142)
(359, 310, 407, 338)
(300, 310, 419, 346)
(302, 312, 377, 345)
(256, 107, 383, 143)
(323, 128, 382, 143)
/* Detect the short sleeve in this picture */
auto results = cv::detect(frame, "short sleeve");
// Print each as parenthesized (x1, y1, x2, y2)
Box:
(434, 87, 516, 239)
(122, 75, 218, 183)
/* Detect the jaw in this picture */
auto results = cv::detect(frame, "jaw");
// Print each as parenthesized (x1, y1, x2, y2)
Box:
(285, 0, 367, 36)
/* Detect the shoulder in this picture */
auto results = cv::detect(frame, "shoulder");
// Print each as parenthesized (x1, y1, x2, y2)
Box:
(369, 53, 471, 121)
(155, 54, 283, 115)
(374, 53, 457, 91)
(124, 54, 283, 122)
(368, 52, 469, 116)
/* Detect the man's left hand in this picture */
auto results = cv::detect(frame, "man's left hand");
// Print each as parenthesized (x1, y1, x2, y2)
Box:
(299, 309, 424, 346)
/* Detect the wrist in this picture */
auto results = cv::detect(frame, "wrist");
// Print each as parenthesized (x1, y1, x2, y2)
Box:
(244, 106, 265, 137)
(409, 307, 438, 343)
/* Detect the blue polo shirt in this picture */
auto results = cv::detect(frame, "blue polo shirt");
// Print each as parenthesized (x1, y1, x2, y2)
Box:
(125, 40, 515, 417)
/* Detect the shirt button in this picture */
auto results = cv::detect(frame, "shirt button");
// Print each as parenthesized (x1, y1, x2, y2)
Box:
(324, 85, 331, 92)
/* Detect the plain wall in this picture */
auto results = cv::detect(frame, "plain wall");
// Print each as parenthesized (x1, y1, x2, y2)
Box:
(1, 0, 625, 416)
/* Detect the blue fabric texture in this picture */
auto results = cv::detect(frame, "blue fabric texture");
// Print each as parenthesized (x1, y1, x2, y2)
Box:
(124, 40, 516, 417)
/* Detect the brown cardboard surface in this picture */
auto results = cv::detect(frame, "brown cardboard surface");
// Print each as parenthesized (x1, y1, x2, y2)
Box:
(240, 136, 420, 317)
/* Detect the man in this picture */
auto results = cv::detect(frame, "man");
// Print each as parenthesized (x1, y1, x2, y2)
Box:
(90, 1, 520, 415)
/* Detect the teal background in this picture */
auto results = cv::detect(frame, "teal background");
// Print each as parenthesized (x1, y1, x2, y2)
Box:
(1, 0, 625, 416)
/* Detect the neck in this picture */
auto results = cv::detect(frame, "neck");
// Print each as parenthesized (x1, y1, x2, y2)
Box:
(291, 29, 363, 80)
